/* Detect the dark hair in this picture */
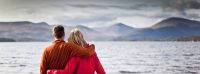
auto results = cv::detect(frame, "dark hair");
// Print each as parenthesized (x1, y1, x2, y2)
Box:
(53, 25, 65, 39)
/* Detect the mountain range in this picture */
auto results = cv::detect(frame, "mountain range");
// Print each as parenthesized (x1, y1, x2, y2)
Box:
(0, 17, 200, 41)
(118, 17, 200, 41)
(0, 21, 52, 41)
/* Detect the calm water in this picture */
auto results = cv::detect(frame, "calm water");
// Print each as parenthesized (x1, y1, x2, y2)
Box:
(0, 42, 200, 74)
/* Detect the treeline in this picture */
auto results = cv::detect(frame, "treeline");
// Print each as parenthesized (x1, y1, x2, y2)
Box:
(167, 36, 200, 41)
(0, 38, 16, 42)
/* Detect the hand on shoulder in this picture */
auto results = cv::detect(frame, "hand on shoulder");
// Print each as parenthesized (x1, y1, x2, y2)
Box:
(87, 43, 95, 50)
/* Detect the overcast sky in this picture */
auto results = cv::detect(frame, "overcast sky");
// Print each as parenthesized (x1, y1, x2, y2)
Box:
(0, 0, 200, 28)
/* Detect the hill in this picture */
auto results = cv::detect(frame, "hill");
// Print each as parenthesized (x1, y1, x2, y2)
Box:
(118, 17, 200, 41)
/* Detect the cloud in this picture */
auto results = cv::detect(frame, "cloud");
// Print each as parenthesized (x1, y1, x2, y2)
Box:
(116, 17, 162, 28)
(0, 0, 200, 28)
(160, 0, 200, 15)
(53, 14, 117, 26)
(161, 0, 200, 10)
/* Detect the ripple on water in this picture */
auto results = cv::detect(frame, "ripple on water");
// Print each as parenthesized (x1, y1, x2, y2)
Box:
(182, 53, 195, 56)
(172, 65, 181, 68)
(119, 70, 152, 74)
(10, 57, 22, 59)
(19, 64, 26, 67)
(185, 71, 198, 74)
(185, 66, 200, 70)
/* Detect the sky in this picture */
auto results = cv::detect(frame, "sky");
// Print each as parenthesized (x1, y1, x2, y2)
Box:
(0, 0, 200, 28)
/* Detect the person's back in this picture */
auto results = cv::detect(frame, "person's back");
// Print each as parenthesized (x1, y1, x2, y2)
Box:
(40, 25, 95, 74)
(42, 40, 69, 70)
(67, 28, 105, 74)
(69, 52, 105, 74)
(41, 40, 77, 71)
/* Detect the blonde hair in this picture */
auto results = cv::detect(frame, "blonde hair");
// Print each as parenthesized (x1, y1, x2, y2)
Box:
(68, 28, 86, 47)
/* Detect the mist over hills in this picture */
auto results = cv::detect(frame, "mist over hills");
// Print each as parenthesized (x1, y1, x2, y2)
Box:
(0, 17, 200, 42)
(95, 23, 136, 37)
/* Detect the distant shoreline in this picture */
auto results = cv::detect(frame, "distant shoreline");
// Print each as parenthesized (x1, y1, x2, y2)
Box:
(0, 38, 16, 42)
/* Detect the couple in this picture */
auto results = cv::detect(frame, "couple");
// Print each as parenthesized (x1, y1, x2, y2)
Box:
(40, 25, 105, 74)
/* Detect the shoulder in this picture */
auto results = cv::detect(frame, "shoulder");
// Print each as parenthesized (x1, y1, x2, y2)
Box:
(42, 46, 51, 55)
(43, 43, 54, 51)
(91, 52, 99, 61)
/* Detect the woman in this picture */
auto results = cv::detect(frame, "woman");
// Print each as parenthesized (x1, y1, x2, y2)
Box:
(47, 28, 106, 74)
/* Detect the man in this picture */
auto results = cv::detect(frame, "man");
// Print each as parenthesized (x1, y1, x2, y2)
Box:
(40, 25, 95, 74)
